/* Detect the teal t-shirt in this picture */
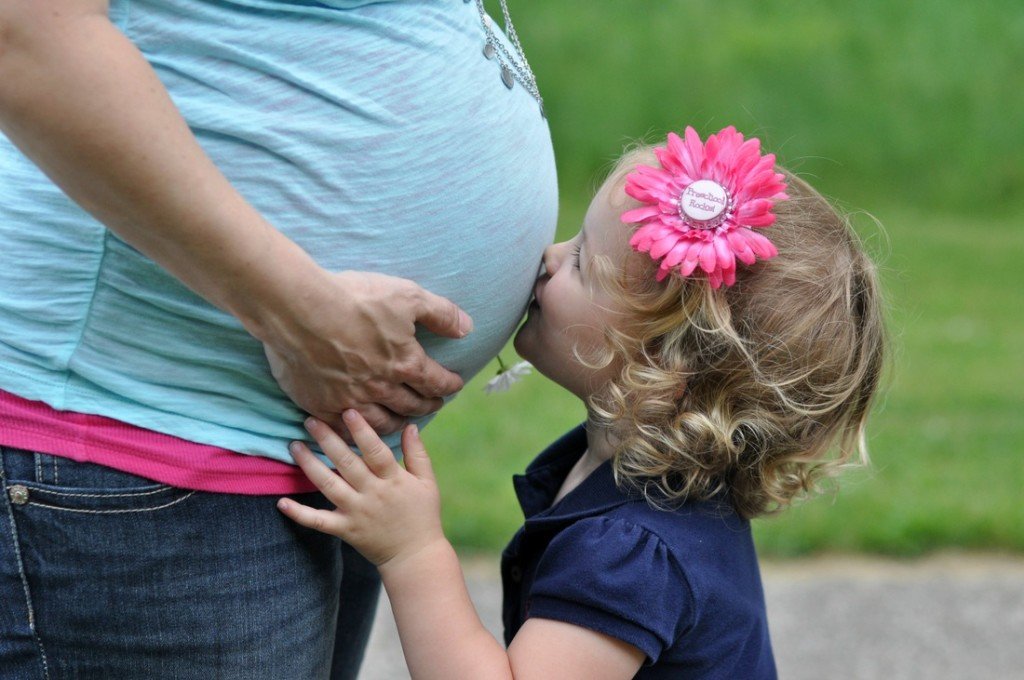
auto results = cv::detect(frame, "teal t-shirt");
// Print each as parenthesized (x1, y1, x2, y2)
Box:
(0, 0, 557, 462)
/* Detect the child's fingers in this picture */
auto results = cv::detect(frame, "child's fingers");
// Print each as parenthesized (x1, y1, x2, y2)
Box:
(343, 409, 400, 479)
(277, 497, 347, 536)
(400, 424, 435, 481)
(289, 441, 358, 504)
(303, 417, 373, 490)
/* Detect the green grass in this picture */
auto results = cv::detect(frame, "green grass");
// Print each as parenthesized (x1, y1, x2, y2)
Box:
(419, 1, 1024, 556)
(519, 0, 1024, 217)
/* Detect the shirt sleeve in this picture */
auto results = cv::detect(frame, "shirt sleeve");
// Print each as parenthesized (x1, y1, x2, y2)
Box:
(525, 516, 693, 664)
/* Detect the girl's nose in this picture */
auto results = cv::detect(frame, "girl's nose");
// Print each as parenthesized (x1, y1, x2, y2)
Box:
(541, 241, 565, 276)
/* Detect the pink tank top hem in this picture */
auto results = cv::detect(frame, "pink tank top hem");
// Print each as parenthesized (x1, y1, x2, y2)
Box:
(0, 389, 316, 495)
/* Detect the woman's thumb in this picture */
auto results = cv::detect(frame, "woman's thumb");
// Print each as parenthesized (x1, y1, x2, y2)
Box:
(415, 289, 473, 339)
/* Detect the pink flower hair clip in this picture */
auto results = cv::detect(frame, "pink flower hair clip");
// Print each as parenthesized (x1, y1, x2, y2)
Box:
(620, 126, 789, 288)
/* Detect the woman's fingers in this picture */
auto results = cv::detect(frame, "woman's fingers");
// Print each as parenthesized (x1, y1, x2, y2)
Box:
(317, 405, 404, 442)
(400, 424, 435, 482)
(376, 383, 444, 419)
(397, 348, 465, 401)
(343, 410, 400, 479)
(277, 497, 347, 535)
(360, 402, 408, 434)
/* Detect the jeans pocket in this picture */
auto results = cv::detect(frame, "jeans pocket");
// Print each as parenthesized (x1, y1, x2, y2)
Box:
(1, 447, 196, 514)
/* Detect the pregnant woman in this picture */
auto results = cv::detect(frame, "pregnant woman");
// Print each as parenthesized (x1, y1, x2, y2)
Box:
(0, 0, 555, 677)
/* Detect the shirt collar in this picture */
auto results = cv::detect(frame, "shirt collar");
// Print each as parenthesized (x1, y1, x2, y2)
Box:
(512, 423, 637, 531)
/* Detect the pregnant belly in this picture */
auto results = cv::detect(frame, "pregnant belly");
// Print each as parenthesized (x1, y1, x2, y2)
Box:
(142, 0, 559, 381)
(44, 0, 559, 458)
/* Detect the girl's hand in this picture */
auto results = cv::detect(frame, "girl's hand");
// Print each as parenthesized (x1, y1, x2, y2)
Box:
(277, 410, 445, 569)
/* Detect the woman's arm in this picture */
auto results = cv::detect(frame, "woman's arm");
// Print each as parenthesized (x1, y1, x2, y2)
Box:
(279, 412, 646, 680)
(0, 0, 471, 433)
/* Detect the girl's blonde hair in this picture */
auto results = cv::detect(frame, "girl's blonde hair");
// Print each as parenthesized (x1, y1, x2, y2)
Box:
(589, 147, 887, 519)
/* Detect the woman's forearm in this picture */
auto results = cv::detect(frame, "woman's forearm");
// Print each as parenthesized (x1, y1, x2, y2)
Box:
(0, 3, 315, 338)
(380, 540, 515, 680)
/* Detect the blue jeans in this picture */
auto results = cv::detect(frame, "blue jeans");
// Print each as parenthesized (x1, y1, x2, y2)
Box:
(0, 446, 381, 679)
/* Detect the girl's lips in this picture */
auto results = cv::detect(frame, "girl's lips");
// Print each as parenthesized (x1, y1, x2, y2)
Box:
(532, 279, 545, 306)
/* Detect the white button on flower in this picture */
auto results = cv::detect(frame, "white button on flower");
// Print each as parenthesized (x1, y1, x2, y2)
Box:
(680, 179, 730, 225)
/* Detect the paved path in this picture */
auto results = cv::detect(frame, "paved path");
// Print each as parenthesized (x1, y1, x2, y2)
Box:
(359, 554, 1024, 679)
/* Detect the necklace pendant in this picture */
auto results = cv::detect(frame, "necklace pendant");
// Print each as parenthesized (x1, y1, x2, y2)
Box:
(474, 0, 542, 111)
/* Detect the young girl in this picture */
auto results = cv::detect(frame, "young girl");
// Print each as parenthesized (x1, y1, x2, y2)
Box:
(277, 126, 886, 679)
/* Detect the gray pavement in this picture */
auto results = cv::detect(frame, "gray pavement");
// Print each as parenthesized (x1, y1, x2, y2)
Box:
(359, 554, 1024, 679)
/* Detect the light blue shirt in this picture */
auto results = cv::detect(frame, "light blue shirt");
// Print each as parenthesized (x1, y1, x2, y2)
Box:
(0, 0, 557, 462)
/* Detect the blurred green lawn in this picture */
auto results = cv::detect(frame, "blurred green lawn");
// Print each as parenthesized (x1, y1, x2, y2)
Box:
(422, 1, 1024, 556)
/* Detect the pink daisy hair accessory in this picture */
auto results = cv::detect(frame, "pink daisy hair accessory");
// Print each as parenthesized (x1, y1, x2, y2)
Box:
(620, 126, 789, 288)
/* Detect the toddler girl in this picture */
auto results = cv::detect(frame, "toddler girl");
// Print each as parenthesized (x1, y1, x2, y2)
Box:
(277, 126, 886, 679)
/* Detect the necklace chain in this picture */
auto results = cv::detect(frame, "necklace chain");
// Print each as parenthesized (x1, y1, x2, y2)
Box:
(473, 0, 544, 115)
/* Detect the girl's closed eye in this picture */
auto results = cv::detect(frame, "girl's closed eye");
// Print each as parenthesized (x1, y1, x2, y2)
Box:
(572, 243, 582, 271)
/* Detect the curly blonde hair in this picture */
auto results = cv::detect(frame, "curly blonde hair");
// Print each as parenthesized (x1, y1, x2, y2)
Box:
(587, 147, 887, 519)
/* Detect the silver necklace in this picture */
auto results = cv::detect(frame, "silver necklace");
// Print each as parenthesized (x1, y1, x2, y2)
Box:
(473, 0, 545, 117)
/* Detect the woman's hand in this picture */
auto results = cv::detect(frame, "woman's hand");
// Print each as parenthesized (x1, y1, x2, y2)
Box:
(259, 270, 472, 437)
(278, 410, 446, 569)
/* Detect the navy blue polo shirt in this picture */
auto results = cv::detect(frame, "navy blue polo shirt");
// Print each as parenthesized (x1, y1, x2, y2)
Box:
(501, 425, 777, 679)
